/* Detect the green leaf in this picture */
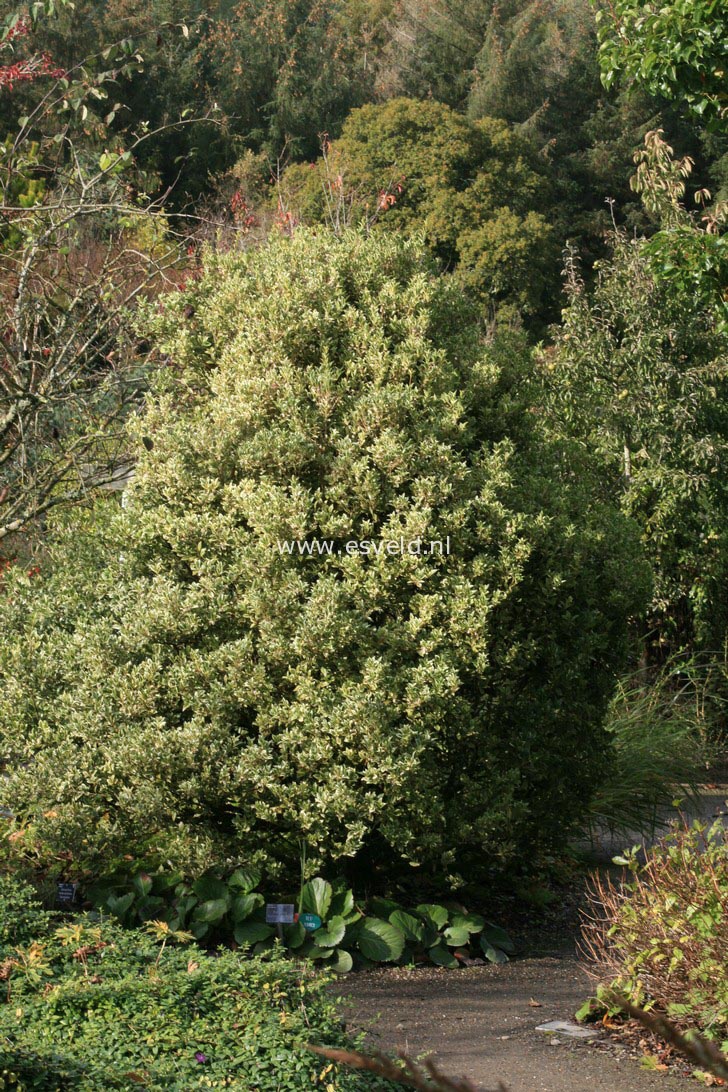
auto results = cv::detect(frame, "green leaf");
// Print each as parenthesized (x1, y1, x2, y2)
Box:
(107, 892, 134, 919)
(193, 898, 229, 925)
(389, 910, 425, 944)
(228, 868, 261, 893)
(428, 942, 459, 968)
(234, 921, 274, 946)
(416, 903, 449, 929)
(231, 893, 261, 923)
(481, 924, 515, 954)
(356, 918, 405, 963)
(283, 921, 306, 949)
(329, 887, 357, 921)
(481, 940, 509, 964)
(452, 912, 485, 934)
(132, 873, 153, 897)
(330, 947, 354, 973)
(192, 875, 230, 905)
(444, 923, 470, 947)
(313, 914, 346, 948)
(300, 878, 332, 920)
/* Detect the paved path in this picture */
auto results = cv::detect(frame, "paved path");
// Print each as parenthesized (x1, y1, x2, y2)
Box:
(341, 957, 688, 1091)
(339, 787, 728, 1089)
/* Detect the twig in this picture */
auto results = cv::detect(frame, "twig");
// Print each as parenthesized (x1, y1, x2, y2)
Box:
(308, 1044, 508, 1091)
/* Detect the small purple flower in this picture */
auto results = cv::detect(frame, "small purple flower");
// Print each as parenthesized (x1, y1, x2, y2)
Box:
(195, 1052, 208, 1064)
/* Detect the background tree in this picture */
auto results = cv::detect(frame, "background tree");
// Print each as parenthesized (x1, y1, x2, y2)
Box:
(279, 98, 559, 324)
(0, 3, 217, 547)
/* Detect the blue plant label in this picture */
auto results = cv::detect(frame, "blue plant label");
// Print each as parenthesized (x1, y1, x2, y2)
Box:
(300, 912, 322, 931)
(265, 903, 295, 924)
(57, 882, 77, 904)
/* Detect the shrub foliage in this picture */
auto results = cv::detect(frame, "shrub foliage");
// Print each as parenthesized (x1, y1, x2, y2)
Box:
(582, 821, 728, 1045)
(0, 231, 648, 884)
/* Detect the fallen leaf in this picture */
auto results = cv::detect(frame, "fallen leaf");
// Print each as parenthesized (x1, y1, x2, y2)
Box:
(528, 998, 543, 1008)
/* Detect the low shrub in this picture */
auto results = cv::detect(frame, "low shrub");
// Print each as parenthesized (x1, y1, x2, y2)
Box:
(88, 870, 514, 972)
(581, 820, 728, 1046)
(0, 910, 395, 1091)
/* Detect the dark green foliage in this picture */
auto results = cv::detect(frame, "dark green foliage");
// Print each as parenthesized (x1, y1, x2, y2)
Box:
(89, 870, 514, 971)
(0, 230, 648, 886)
(540, 230, 728, 659)
(280, 98, 559, 322)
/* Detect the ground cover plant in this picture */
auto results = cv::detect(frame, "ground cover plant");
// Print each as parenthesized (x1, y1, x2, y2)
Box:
(0, 229, 649, 889)
(0, 877, 396, 1091)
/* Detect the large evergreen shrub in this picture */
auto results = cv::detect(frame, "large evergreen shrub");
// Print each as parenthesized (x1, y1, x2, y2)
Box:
(0, 231, 648, 884)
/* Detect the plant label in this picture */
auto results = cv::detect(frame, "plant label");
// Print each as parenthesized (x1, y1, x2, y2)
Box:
(265, 903, 295, 924)
(57, 882, 77, 904)
(300, 912, 322, 931)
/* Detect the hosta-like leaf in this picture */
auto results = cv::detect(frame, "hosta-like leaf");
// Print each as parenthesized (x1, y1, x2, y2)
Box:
(329, 888, 357, 921)
(192, 875, 230, 906)
(301, 878, 332, 920)
(481, 939, 509, 964)
(132, 873, 153, 897)
(416, 903, 449, 929)
(231, 892, 261, 923)
(444, 923, 470, 947)
(228, 868, 261, 893)
(389, 910, 424, 944)
(452, 912, 485, 934)
(107, 892, 134, 919)
(283, 921, 306, 949)
(482, 923, 515, 954)
(428, 942, 458, 968)
(314, 914, 346, 948)
(234, 921, 274, 946)
(193, 898, 229, 925)
(356, 918, 405, 963)
(330, 947, 354, 973)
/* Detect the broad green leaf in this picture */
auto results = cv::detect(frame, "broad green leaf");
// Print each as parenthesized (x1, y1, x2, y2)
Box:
(481, 923, 515, 954)
(107, 892, 134, 918)
(234, 921, 274, 946)
(444, 923, 470, 947)
(330, 947, 354, 973)
(481, 940, 509, 964)
(193, 898, 228, 924)
(228, 868, 261, 893)
(428, 942, 458, 968)
(389, 910, 425, 944)
(192, 875, 230, 905)
(132, 873, 153, 897)
(300, 878, 332, 920)
(356, 918, 405, 963)
(314, 914, 346, 948)
(231, 893, 261, 923)
(416, 903, 449, 929)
